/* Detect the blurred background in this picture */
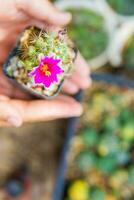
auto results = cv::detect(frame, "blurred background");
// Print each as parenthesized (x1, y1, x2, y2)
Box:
(0, 0, 134, 199)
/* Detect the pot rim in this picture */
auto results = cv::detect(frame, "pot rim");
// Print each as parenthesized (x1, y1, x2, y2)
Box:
(108, 20, 134, 67)
(55, 0, 111, 69)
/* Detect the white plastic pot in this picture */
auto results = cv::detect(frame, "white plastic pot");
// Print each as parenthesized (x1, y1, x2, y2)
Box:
(55, 0, 111, 69)
(103, 0, 134, 23)
(108, 20, 134, 67)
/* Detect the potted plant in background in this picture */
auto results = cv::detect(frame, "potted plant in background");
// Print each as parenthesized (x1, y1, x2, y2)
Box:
(108, 21, 134, 71)
(64, 80, 134, 200)
(56, 0, 110, 70)
(106, 0, 134, 16)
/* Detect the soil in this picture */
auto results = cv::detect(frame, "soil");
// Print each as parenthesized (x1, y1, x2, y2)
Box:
(0, 119, 67, 200)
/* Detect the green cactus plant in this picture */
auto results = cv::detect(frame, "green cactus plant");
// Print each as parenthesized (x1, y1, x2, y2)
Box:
(5, 26, 76, 98)
(66, 8, 108, 60)
(122, 34, 134, 69)
(106, 0, 134, 16)
(65, 82, 134, 200)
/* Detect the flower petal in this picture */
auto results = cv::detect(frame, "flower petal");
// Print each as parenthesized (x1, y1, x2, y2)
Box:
(34, 74, 43, 84)
(28, 66, 38, 76)
(42, 76, 52, 88)
(29, 56, 64, 88)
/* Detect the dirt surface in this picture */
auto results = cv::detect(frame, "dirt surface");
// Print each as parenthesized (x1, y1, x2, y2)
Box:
(0, 119, 67, 199)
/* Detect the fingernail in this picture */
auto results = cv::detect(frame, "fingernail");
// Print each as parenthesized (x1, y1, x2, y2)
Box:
(62, 12, 72, 22)
(73, 105, 83, 116)
(86, 77, 92, 87)
(89, 78, 92, 85)
(8, 116, 22, 127)
(83, 77, 92, 89)
(70, 85, 79, 94)
(0, 95, 9, 101)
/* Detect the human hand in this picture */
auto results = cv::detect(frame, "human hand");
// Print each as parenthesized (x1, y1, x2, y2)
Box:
(0, 94, 83, 127)
(0, 0, 72, 64)
(0, 52, 91, 127)
(0, 0, 90, 96)
(0, 0, 91, 127)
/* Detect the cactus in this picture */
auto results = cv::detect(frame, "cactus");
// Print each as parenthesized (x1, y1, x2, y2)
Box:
(122, 34, 134, 69)
(65, 82, 134, 200)
(67, 8, 108, 60)
(107, 0, 134, 16)
(5, 27, 76, 97)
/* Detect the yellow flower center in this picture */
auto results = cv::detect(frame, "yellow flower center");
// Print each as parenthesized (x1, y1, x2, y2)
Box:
(41, 64, 51, 76)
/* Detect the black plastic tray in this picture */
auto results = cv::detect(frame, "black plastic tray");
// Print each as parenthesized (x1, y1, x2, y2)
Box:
(53, 91, 83, 200)
(53, 72, 134, 200)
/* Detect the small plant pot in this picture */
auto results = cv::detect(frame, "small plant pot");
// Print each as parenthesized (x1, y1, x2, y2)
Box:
(108, 20, 134, 70)
(3, 26, 77, 99)
(55, 0, 110, 69)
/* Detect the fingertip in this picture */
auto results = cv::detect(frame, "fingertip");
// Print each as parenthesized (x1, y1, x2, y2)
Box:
(62, 12, 72, 23)
(75, 53, 90, 76)
(89, 76, 92, 86)
(69, 87, 79, 95)
(0, 95, 10, 101)
(52, 11, 72, 26)
(7, 116, 23, 127)
(82, 77, 92, 89)
(62, 79, 79, 94)
(66, 97, 83, 116)
(69, 74, 91, 90)
(55, 95, 83, 117)
(72, 103, 83, 116)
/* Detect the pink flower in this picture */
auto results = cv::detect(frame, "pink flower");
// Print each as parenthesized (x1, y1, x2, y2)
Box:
(29, 56, 64, 88)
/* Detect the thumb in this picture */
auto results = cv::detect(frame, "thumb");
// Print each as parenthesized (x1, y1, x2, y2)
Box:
(16, 0, 72, 26)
